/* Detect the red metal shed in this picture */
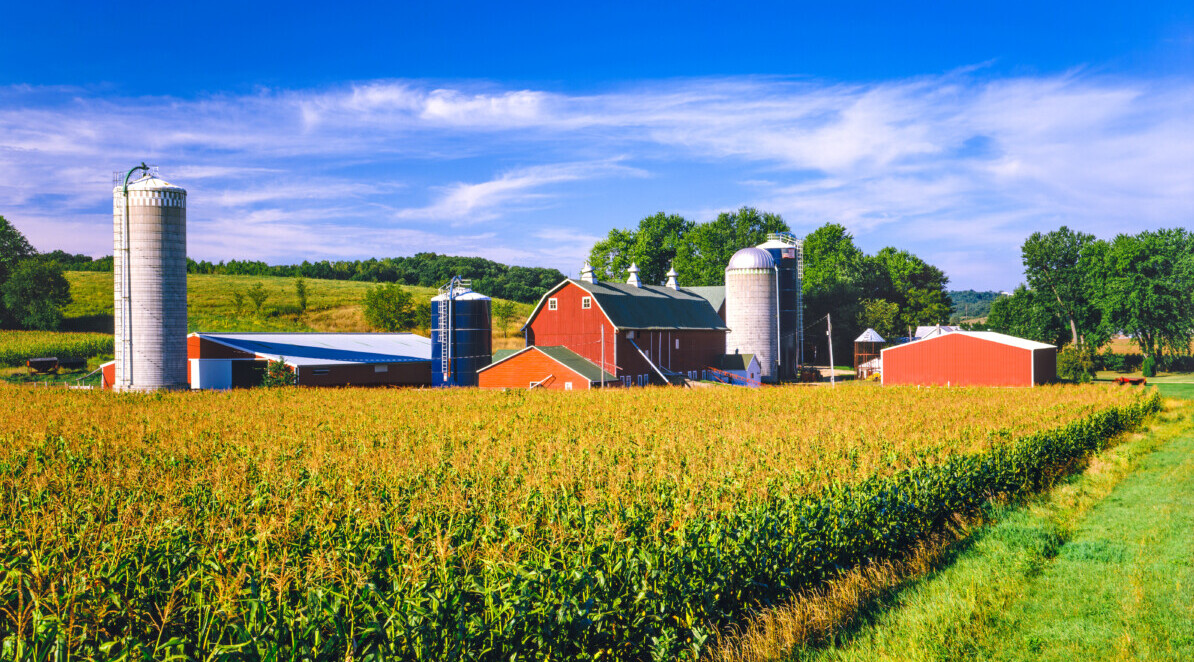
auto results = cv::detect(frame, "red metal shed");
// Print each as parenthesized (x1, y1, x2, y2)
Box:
(881, 331, 1056, 387)
(477, 345, 618, 390)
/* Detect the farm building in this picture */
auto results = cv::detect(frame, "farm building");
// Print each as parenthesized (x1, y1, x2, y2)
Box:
(484, 264, 729, 388)
(184, 332, 432, 389)
(881, 331, 1056, 387)
(477, 345, 619, 390)
(712, 352, 762, 386)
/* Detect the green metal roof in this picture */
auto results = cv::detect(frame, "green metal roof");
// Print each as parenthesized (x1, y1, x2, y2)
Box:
(492, 348, 520, 363)
(568, 279, 729, 331)
(717, 353, 756, 371)
(534, 346, 618, 382)
(681, 286, 726, 314)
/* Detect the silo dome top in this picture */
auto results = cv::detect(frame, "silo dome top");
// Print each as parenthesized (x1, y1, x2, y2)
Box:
(114, 174, 186, 193)
(431, 289, 490, 302)
(726, 246, 776, 271)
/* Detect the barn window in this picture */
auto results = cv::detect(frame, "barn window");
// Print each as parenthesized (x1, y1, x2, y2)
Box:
(548, 298, 558, 310)
(312, 368, 329, 375)
(564, 381, 573, 390)
(582, 297, 591, 309)
(675, 339, 680, 349)
(374, 365, 388, 373)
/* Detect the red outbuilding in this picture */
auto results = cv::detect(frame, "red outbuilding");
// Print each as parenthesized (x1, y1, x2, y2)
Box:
(881, 331, 1056, 387)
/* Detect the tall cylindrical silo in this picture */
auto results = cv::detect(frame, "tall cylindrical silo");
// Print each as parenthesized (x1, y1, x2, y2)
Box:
(112, 172, 188, 391)
(431, 285, 492, 387)
(756, 234, 802, 380)
(725, 247, 778, 382)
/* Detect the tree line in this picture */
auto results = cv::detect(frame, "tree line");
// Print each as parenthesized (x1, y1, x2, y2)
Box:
(984, 226, 1194, 374)
(587, 207, 953, 362)
(55, 252, 566, 304)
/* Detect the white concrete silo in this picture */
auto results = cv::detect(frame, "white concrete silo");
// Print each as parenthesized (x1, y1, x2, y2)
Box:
(112, 168, 188, 391)
(725, 247, 778, 382)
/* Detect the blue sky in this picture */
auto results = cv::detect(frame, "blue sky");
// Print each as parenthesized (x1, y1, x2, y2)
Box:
(2, 1, 1191, 289)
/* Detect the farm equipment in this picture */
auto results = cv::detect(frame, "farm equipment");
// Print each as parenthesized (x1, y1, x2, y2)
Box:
(1112, 376, 1147, 386)
(26, 357, 59, 374)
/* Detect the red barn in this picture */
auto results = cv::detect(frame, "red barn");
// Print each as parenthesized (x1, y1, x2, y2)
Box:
(881, 331, 1056, 387)
(480, 272, 729, 388)
(478, 346, 618, 390)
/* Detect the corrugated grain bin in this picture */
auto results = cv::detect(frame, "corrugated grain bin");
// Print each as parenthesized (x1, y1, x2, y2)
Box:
(881, 331, 1056, 387)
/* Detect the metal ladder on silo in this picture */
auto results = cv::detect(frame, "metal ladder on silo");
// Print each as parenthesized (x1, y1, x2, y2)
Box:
(436, 277, 473, 382)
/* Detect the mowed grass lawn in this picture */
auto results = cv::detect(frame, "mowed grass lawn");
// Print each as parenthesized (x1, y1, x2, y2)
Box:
(794, 397, 1194, 662)
(62, 271, 532, 335)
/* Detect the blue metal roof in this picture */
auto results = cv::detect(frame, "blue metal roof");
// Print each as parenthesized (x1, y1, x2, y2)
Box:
(195, 333, 431, 366)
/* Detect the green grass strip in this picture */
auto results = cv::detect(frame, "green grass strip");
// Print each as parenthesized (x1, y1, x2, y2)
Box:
(795, 400, 1193, 662)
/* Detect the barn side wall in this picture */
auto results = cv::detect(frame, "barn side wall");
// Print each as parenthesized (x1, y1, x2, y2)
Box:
(1033, 347, 1057, 385)
(188, 336, 256, 360)
(615, 329, 726, 383)
(296, 361, 431, 387)
(477, 350, 590, 390)
(882, 334, 1034, 387)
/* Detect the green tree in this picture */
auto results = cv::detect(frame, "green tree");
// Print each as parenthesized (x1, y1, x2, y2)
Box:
(294, 277, 309, 313)
(986, 286, 1068, 346)
(246, 282, 268, 316)
(494, 300, 517, 337)
(0, 216, 40, 326)
(587, 207, 789, 287)
(675, 207, 789, 285)
(802, 223, 875, 358)
(857, 298, 901, 340)
(871, 247, 952, 331)
(363, 283, 417, 331)
(1, 259, 71, 330)
(1021, 226, 1105, 348)
(589, 212, 693, 285)
(1097, 229, 1194, 362)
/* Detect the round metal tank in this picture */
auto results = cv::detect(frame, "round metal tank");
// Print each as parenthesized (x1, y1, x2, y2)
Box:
(725, 247, 778, 382)
(112, 174, 188, 391)
(431, 290, 492, 387)
(756, 238, 802, 380)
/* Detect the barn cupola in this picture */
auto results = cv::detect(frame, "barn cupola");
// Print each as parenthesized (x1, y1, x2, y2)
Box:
(580, 262, 597, 283)
(665, 264, 679, 289)
(626, 263, 641, 287)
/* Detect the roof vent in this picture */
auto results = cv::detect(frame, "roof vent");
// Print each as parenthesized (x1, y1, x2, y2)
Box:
(626, 262, 641, 288)
(665, 265, 679, 290)
(580, 262, 596, 283)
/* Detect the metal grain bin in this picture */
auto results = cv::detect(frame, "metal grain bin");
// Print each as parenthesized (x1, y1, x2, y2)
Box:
(431, 286, 492, 387)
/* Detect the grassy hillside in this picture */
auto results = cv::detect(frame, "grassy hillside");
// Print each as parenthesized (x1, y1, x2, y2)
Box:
(62, 271, 533, 336)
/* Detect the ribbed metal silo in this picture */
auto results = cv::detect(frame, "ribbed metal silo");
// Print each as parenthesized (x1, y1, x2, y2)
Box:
(756, 233, 803, 380)
(112, 168, 188, 391)
(725, 247, 778, 382)
(431, 278, 492, 387)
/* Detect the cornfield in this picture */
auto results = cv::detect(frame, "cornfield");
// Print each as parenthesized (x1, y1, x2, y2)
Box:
(0, 383, 1156, 659)
(0, 331, 113, 367)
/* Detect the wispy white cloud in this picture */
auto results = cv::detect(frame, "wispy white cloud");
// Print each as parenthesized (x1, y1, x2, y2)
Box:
(0, 72, 1190, 287)
(392, 161, 646, 221)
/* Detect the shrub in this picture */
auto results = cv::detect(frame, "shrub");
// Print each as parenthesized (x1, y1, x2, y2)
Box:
(1142, 355, 1157, 377)
(262, 357, 296, 387)
(295, 276, 309, 313)
(246, 282, 268, 316)
(1056, 346, 1095, 382)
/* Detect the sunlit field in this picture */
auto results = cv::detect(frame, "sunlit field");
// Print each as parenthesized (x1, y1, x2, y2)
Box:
(0, 383, 1156, 659)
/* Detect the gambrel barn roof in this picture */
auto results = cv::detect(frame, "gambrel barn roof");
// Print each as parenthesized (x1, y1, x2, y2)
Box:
(524, 279, 729, 332)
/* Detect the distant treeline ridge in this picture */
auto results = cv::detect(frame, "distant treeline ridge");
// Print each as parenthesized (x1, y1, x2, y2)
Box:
(46, 251, 566, 304)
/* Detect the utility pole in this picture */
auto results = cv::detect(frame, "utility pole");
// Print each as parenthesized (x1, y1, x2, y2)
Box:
(827, 313, 836, 387)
